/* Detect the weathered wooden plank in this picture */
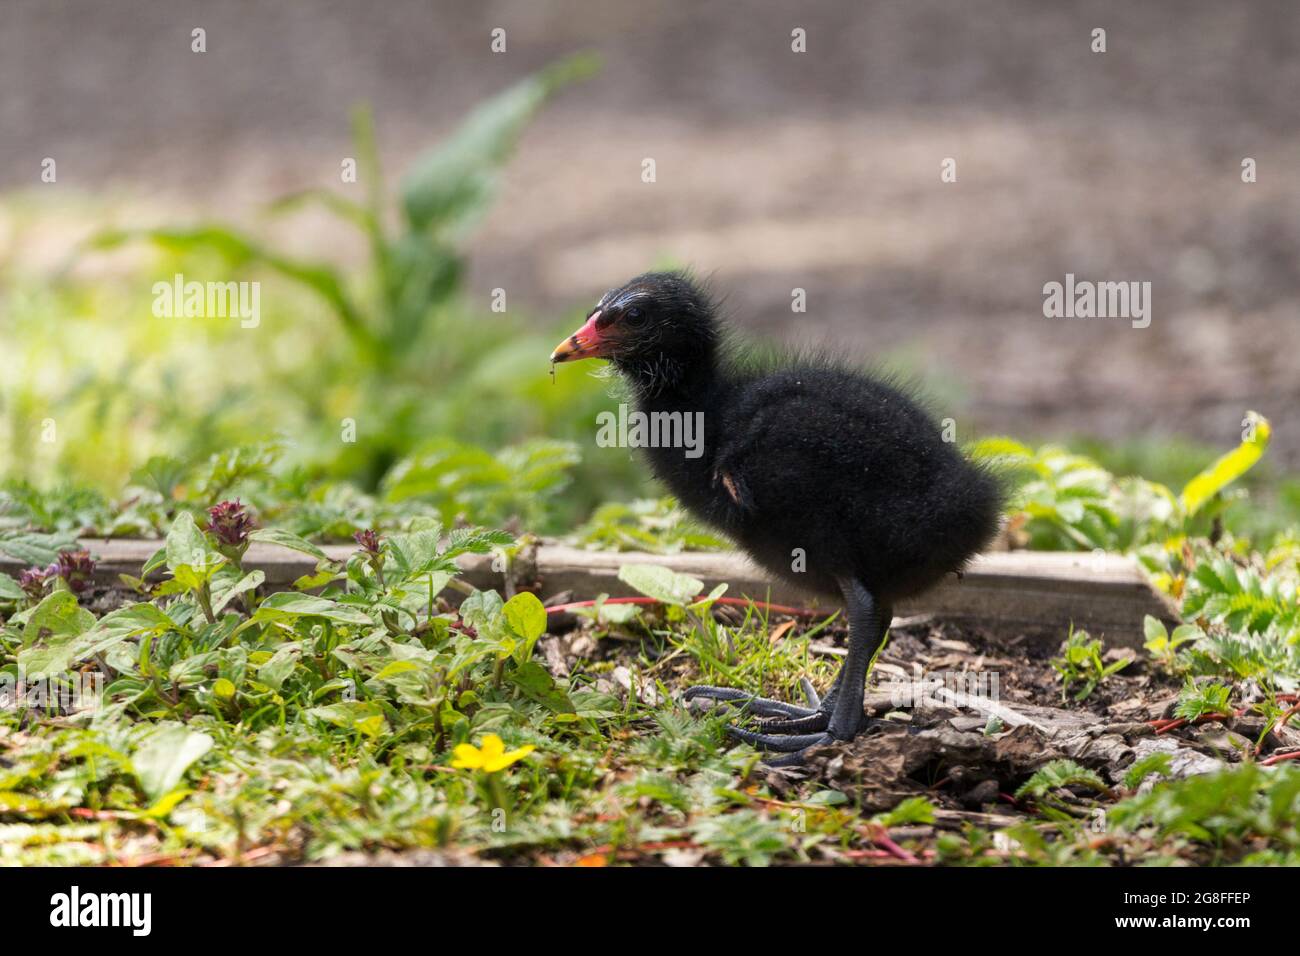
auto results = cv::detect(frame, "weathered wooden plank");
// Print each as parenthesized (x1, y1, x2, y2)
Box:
(1, 539, 1177, 648)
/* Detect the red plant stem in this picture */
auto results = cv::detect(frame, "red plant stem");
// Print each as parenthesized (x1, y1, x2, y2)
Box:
(1272, 702, 1300, 738)
(1260, 750, 1300, 767)
(867, 824, 919, 863)
(544, 595, 827, 618)
(1149, 708, 1244, 734)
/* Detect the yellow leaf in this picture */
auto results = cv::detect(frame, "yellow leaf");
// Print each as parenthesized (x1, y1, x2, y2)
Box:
(1179, 412, 1270, 517)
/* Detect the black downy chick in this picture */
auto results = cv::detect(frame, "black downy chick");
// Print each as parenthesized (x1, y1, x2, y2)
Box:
(551, 272, 1004, 765)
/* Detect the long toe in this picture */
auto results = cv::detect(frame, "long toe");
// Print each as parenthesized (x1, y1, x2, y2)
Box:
(752, 710, 830, 734)
(683, 686, 819, 720)
(760, 746, 829, 768)
(724, 727, 833, 752)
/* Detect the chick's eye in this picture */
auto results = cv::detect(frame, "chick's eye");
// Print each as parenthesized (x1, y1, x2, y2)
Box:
(624, 307, 646, 325)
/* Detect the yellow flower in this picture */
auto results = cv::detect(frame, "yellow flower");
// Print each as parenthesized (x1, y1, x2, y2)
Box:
(451, 734, 535, 773)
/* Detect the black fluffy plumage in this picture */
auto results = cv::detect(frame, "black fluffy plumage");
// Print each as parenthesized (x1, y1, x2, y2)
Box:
(551, 271, 1005, 762)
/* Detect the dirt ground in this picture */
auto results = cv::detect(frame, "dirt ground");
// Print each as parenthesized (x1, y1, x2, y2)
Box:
(4, 0, 1299, 465)
(532, 606, 1289, 865)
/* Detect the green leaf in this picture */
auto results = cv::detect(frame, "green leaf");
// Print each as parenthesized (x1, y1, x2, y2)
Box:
(443, 526, 516, 556)
(1123, 752, 1174, 790)
(385, 527, 444, 577)
(21, 590, 96, 649)
(212, 569, 265, 615)
(132, 726, 214, 802)
(164, 511, 212, 573)
(0, 530, 79, 566)
(1180, 412, 1270, 517)
(306, 700, 387, 731)
(507, 660, 575, 713)
(1143, 615, 1168, 645)
(21, 602, 177, 675)
(1015, 759, 1109, 801)
(574, 596, 641, 625)
(141, 546, 168, 577)
(374, 660, 420, 681)
(503, 591, 547, 643)
(130, 455, 191, 500)
(248, 528, 330, 562)
(0, 573, 22, 602)
(249, 592, 374, 627)
(355, 714, 387, 739)
(88, 225, 377, 355)
(257, 643, 302, 692)
(872, 796, 936, 827)
(266, 187, 373, 231)
(617, 564, 704, 607)
(401, 53, 599, 235)
(688, 582, 729, 613)
(292, 566, 343, 591)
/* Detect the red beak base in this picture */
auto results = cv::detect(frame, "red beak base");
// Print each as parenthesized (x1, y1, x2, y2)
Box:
(550, 310, 608, 363)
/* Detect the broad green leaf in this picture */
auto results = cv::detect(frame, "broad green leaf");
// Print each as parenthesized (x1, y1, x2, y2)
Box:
(132, 727, 214, 802)
(1180, 412, 1270, 517)
(212, 569, 265, 615)
(293, 566, 343, 591)
(0, 573, 22, 601)
(0, 530, 78, 566)
(257, 643, 301, 692)
(248, 528, 330, 562)
(458, 589, 505, 632)
(171, 561, 222, 592)
(507, 660, 575, 713)
(21, 591, 95, 649)
(617, 564, 704, 607)
(503, 591, 547, 642)
(574, 597, 641, 625)
(374, 660, 420, 680)
(165, 511, 212, 573)
(23, 602, 176, 675)
(250, 592, 373, 626)
(306, 700, 386, 731)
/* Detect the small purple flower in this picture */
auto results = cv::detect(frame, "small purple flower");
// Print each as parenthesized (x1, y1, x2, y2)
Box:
(55, 550, 96, 595)
(207, 499, 256, 549)
(18, 565, 52, 600)
(353, 529, 382, 556)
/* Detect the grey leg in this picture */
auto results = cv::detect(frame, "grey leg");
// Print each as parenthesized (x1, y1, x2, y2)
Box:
(682, 580, 893, 765)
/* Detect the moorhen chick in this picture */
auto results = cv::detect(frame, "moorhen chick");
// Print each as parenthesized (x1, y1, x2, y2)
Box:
(550, 272, 1004, 764)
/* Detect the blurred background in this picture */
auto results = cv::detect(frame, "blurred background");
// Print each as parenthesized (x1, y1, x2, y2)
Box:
(2, 0, 1298, 535)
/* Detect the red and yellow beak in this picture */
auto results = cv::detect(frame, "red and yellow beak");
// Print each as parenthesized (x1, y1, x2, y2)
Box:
(550, 310, 608, 363)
